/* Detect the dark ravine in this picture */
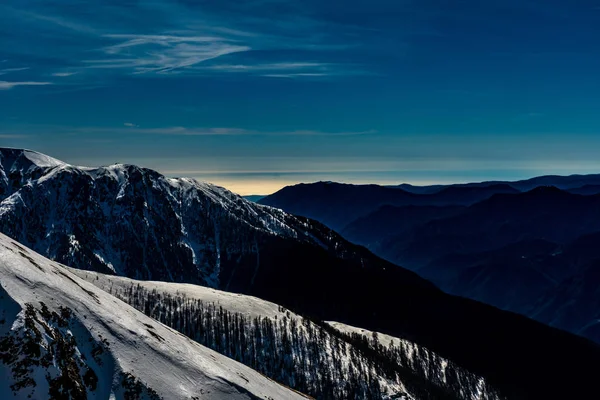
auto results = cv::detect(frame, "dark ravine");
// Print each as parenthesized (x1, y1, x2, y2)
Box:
(1, 148, 600, 399)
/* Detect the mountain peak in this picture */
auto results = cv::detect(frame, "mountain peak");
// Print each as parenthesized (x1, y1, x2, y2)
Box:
(0, 147, 66, 171)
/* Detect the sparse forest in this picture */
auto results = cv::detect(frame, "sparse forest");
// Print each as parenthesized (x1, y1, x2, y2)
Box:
(109, 283, 503, 400)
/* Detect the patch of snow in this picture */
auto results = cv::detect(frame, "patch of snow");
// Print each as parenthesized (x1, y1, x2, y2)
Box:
(94, 252, 116, 273)
(21, 149, 65, 168)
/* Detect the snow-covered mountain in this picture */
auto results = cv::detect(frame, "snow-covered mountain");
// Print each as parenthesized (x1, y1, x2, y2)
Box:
(0, 147, 341, 286)
(70, 269, 501, 400)
(0, 232, 309, 399)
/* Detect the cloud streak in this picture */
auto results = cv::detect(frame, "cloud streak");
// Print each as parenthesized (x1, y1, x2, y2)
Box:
(0, 67, 30, 76)
(84, 34, 251, 74)
(0, 81, 52, 90)
(262, 73, 329, 78)
(52, 72, 78, 77)
(196, 62, 371, 78)
(16, 10, 98, 34)
(203, 62, 330, 72)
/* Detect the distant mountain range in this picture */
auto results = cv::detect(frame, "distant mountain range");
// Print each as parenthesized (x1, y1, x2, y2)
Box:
(394, 174, 600, 193)
(260, 176, 600, 232)
(2, 148, 600, 399)
(259, 181, 521, 231)
(259, 178, 600, 344)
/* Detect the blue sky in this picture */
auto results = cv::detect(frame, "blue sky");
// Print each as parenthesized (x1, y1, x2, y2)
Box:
(1, 0, 600, 194)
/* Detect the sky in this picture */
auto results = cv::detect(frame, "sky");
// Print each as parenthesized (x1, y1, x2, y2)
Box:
(1, 0, 600, 195)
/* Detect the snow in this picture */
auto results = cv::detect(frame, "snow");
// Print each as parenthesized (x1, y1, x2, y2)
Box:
(20, 149, 65, 168)
(325, 322, 499, 400)
(326, 321, 444, 372)
(0, 148, 65, 178)
(71, 270, 286, 321)
(326, 321, 402, 349)
(0, 192, 24, 217)
(0, 232, 309, 400)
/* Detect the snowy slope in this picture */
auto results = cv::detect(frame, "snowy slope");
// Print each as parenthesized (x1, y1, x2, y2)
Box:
(71, 270, 288, 321)
(325, 322, 497, 400)
(327, 321, 405, 348)
(71, 270, 416, 400)
(71, 270, 502, 400)
(0, 232, 309, 400)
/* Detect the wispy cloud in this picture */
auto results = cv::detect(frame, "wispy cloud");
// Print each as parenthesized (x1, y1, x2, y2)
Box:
(0, 67, 29, 76)
(203, 62, 330, 72)
(15, 9, 98, 34)
(83, 34, 251, 74)
(262, 73, 329, 78)
(197, 62, 371, 78)
(52, 72, 78, 77)
(262, 68, 378, 78)
(0, 81, 52, 90)
(102, 34, 234, 53)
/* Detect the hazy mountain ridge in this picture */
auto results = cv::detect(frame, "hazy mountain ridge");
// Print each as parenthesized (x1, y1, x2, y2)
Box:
(392, 174, 600, 193)
(261, 177, 600, 233)
(259, 181, 519, 231)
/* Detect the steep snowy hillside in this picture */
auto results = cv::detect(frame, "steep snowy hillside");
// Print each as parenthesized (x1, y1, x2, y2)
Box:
(0, 232, 309, 399)
(325, 322, 494, 400)
(71, 270, 502, 400)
